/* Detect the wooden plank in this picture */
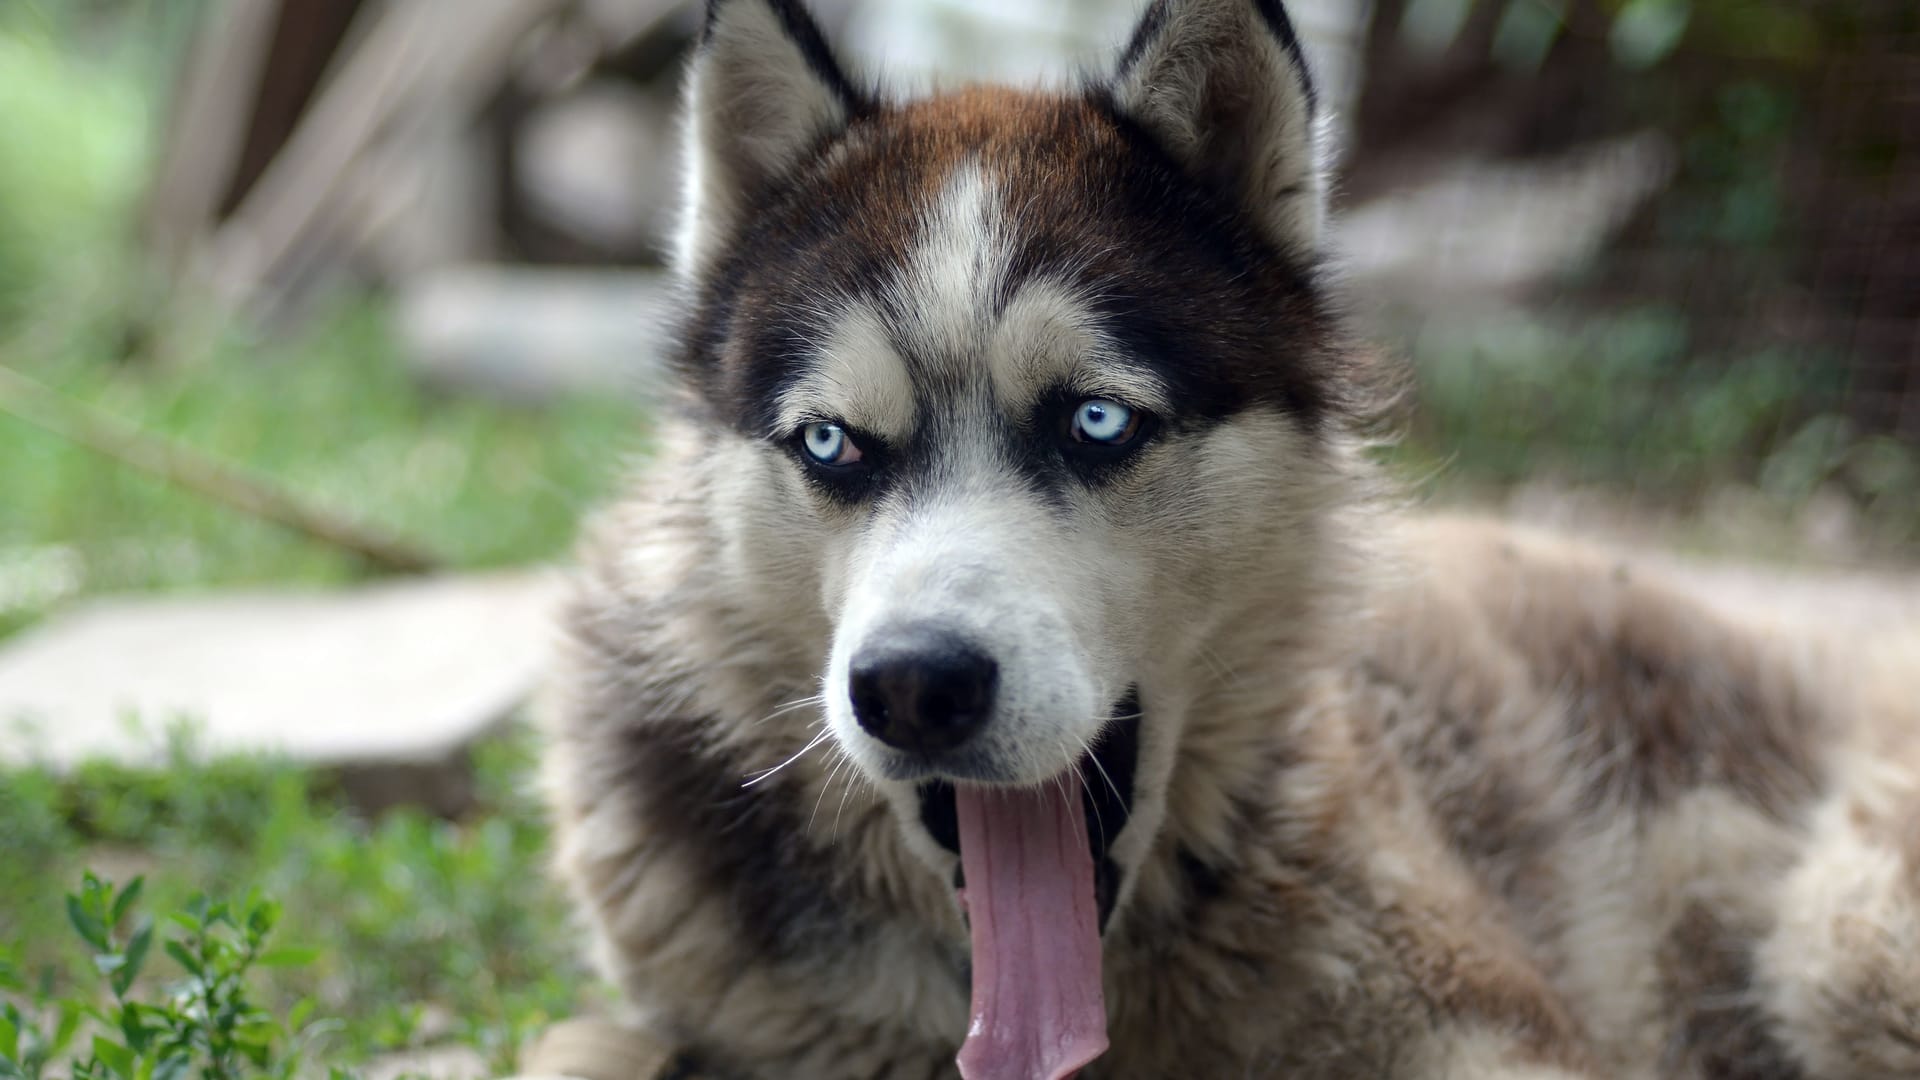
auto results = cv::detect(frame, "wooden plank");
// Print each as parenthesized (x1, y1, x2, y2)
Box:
(141, 0, 281, 269)
(202, 0, 573, 312)
(217, 0, 372, 216)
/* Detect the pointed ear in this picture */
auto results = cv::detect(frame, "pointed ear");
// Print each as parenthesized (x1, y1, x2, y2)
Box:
(676, 0, 865, 279)
(1109, 0, 1327, 255)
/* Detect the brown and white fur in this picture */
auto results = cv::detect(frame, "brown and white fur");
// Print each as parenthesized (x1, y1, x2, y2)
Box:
(541, 1, 1920, 1076)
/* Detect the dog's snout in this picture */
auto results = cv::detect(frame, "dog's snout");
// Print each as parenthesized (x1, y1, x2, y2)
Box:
(848, 629, 997, 755)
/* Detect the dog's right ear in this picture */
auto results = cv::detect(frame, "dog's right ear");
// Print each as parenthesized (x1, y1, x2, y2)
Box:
(1109, 0, 1327, 256)
(676, 0, 865, 279)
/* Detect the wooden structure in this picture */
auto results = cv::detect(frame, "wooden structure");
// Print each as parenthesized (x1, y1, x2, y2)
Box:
(143, 0, 693, 320)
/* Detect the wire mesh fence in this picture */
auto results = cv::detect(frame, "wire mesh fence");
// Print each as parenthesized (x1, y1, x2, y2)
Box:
(1341, 0, 1920, 563)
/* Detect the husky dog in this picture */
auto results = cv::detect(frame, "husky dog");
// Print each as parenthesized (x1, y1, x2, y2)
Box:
(541, 1, 1920, 1076)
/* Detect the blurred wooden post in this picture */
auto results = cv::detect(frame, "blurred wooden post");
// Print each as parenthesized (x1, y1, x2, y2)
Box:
(142, 0, 280, 271)
(144, 0, 370, 271)
(142, 0, 692, 322)
(202, 0, 573, 312)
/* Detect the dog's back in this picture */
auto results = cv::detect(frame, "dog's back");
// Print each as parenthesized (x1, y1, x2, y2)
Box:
(1359, 518, 1920, 1076)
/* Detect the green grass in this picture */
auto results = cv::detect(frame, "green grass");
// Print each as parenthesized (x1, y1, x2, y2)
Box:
(0, 727, 591, 1075)
(0, 19, 148, 330)
(2, 298, 644, 627)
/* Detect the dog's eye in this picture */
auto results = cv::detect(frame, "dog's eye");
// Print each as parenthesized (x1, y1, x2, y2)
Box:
(1070, 399, 1141, 446)
(801, 421, 863, 467)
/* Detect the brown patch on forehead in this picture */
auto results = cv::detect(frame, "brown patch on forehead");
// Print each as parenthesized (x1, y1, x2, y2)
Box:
(683, 82, 1347, 438)
(770, 85, 1115, 289)
(866, 85, 1114, 190)
(773, 84, 1130, 309)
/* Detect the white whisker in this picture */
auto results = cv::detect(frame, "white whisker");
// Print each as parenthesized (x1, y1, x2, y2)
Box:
(809, 748, 853, 834)
(750, 693, 827, 728)
(831, 757, 864, 837)
(1050, 764, 1074, 814)
(743, 728, 832, 787)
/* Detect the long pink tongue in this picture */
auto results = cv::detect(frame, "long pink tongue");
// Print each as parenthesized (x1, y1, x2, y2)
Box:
(953, 780, 1108, 1080)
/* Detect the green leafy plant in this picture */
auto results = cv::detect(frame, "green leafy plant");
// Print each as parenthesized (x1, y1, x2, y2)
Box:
(0, 728, 591, 1075)
(1, 873, 350, 1080)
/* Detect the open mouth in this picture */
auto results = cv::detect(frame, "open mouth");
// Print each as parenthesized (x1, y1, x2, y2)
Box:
(915, 688, 1141, 931)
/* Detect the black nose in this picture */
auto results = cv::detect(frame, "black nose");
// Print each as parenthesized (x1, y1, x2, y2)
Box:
(848, 628, 998, 755)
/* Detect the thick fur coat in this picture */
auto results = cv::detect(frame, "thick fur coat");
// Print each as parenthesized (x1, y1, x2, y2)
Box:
(541, 1, 1920, 1076)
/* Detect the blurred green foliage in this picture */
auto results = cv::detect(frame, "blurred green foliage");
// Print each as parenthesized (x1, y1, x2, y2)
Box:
(3, 302, 643, 614)
(0, 18, 148, 328)
(0, 19, 611, 1066)
(1404, 0, 1855, 71)
(1385, 0, 1920, 557)
(1395, 302, 1920, 555)
(0, 726, 588, 1074)
(1407, 307, 1800, 485)
(0, 13, 642, 640)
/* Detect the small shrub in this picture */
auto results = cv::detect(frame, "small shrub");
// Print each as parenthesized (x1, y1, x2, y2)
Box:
(0, 728, 591, 1074)
(1, 873, 349, 1080)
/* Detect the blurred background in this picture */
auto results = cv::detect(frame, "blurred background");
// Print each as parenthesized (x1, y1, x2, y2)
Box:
(1, 0, 1915, 1076)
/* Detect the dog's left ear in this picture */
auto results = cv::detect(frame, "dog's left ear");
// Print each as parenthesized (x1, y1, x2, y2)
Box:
(676, 0, 865, 279)
(1109, 0, 1326, 255)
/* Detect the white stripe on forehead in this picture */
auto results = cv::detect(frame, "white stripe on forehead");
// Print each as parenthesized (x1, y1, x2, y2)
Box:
(887, 160, 1012, 369)
(773, 160, 1173, 439)
(893, 162, 1172, 414)
(770, 162, 1007, 441)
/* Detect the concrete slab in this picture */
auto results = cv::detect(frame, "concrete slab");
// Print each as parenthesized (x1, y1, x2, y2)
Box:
(0, 573, 561, 808)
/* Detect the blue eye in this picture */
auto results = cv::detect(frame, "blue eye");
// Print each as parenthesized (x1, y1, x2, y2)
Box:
(801, 421, 863, 466)
(1070, 399, 1139, 445)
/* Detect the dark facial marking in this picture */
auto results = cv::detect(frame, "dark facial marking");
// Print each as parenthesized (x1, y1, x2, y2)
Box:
(786, 420, 889, 504)
(803, 393, 1167, 516)
(1031, 387, 1165, 488)
(679, 87, 1347, 448)
(621, 717, 850, 960)
(1657, 904, 1804, 1078)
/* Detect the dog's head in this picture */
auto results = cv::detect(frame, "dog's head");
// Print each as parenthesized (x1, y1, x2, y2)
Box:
(675, 0, 1361, 926)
